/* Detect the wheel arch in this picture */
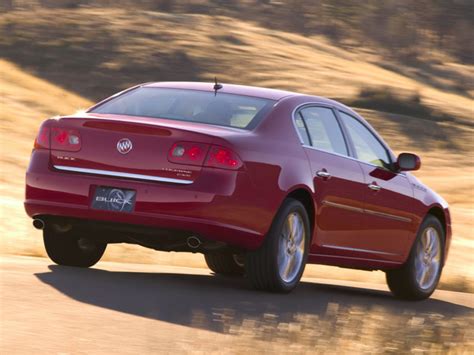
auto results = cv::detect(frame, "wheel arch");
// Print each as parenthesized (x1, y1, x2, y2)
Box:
(286, 187, 316, 242)
(419, 204, 452, 268)
(427, 205, 446, 238)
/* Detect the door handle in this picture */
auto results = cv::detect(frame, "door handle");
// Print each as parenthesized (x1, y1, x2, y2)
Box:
(316, 170, 331, 179)
(368, 182, 381, 191)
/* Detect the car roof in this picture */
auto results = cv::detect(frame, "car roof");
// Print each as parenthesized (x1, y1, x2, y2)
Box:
(143, 82, 299, 101)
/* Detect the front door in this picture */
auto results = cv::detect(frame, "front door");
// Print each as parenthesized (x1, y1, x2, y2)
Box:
(338, 111, 418, 261)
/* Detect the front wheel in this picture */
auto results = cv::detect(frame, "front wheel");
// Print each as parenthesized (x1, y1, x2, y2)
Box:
(246, 198, 310, 293)
(386, 215, 444, 300)
(44, 227, 106, 268)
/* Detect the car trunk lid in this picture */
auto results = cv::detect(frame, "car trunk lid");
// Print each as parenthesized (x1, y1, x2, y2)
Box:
(50, 113, 244, 184)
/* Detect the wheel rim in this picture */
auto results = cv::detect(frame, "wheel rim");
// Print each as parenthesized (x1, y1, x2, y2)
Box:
(414, 227, 442, 290)
(277, 212, 305, 283)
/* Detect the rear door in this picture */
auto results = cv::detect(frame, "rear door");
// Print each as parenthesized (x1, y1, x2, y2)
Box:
(338, 111, 418, 260)
(295, 106, 367, 254)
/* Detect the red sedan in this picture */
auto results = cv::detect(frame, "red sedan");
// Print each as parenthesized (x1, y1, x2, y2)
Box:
(25, 82, 451, 299)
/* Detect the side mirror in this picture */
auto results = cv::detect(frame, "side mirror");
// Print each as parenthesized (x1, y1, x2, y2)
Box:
(397, 153, 421, 171)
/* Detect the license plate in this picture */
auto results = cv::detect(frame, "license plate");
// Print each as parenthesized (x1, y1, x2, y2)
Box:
(91, 186, 136, 213)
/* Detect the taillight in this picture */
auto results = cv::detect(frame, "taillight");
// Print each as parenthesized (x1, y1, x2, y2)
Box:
(205, 146, 243, 170)
(168, 142, 243, 170)
(34, 126, 50, 150)
(50, 127, 81, 152)
(33, 125, 81, 152)
(168, 142, 210, 166)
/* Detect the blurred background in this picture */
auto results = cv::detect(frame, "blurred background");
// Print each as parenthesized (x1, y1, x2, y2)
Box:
(1, 0, 473, 287)
(0, 0, 472, 352)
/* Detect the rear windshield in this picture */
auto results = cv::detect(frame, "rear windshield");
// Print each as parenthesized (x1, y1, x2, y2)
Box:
(90, 87, 275, 130)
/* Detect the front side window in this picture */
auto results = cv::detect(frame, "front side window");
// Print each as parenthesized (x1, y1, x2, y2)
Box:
(298, 106, 348, 156)
(339, 111, 392, 169)
(90, 87, 275, 130)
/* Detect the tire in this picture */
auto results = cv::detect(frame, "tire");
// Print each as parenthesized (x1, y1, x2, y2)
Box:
(43, 227, 106, 268)
(386, 215, 444, 300)
(204, 252, 245, 276)
(246, 198, 310, 293)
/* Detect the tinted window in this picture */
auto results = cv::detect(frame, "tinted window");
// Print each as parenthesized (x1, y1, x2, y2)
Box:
(299, 107, 348, 156)
(339, 112, 391, 169)
(294, 114, 310, 145)
(90, 87, 275, 129)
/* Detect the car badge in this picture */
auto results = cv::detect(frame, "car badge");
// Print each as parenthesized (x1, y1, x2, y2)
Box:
(117, 138, 133, 154)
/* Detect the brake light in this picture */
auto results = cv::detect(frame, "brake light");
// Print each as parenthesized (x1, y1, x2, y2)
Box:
(168, 142, 209, 166)
(205, 146, 243, 170)
(34, 126, 50, 150)
(168, 142, 243, 170)
(51, 127, 81, 152)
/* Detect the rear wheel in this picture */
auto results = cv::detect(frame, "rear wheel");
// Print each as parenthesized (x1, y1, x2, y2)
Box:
(43, 227, 106, 267)
(386, 215, 444, 300)
(246, 198, 310, 293)
(204, 252, 245, 276)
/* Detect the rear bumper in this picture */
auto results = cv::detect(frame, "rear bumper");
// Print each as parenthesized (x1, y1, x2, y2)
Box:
(25, 150, 275, 250)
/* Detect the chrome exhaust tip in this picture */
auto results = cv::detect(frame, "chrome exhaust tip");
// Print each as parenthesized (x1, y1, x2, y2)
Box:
(32, 219, 45, 230)
(187, 236, 202, 249)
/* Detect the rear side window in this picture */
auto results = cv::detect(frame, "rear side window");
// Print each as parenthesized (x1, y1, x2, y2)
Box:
(298, 106, 348, 156)
(294, 115, 311, 146)
(90, 87, 275, 130)
(339, 111, 392, 169)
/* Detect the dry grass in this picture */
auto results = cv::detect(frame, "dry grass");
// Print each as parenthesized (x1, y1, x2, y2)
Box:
(0, 8, 473, 293)
(0, 8, 473, 120)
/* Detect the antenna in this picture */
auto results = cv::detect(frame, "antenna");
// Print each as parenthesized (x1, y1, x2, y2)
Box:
(213, 77, 223, 96)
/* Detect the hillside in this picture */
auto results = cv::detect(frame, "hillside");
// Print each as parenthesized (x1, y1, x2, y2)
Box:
(0, 8, 472, 291)
(1, 8, 473, 121)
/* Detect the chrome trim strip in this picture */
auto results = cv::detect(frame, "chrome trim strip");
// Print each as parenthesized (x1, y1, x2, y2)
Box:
(321, 244, 399, 256)
(322, 200, 412, 223)
(53, 165, 194, 184)
(364, 208, 412, 223)
(322, 200, 364, 214)
(309, 252, 400, 265)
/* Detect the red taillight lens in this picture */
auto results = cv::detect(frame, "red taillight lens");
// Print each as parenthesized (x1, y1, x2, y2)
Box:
(204, 146, 243, 170)
(34, 126, 50, 150)
(51, 128, 81, 152)
(168, 142, 209, 166)
(168, 142, 243, 170)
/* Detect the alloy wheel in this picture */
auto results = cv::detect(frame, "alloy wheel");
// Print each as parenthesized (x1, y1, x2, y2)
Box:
(277, 212, 306, 283)
(414, 227, 441, 290)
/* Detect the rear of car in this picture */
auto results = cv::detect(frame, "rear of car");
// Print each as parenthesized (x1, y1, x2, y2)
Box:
(25, 85, 278, 252)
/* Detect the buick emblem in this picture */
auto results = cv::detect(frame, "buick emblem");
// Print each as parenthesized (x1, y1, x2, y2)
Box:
(117, 138, 133, 154)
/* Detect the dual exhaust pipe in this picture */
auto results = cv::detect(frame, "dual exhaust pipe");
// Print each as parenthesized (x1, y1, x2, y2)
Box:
(33, 218, 203, 249)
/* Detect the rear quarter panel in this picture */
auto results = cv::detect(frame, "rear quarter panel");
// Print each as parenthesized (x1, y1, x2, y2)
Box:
(223, 96, 316, 237)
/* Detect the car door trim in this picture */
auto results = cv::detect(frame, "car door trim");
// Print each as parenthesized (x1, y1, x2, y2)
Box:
(322, 200, 411, 223)
(364, 208, 412, 223)
(53, 165, 194, 184)
(322, 200, 364, 214)
(320, 244, 400, 256)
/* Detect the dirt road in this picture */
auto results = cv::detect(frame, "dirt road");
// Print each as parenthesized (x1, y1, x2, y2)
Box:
(1, 255, 472, 353)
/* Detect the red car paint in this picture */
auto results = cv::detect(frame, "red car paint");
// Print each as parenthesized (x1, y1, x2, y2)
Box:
(25, 82, 451, 270)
